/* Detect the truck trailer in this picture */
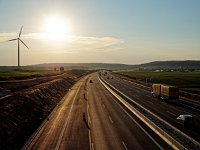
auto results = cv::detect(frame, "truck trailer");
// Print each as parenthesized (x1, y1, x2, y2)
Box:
(151, 84, 179, 100)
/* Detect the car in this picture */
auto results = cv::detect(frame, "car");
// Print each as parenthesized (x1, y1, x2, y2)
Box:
(177, 114, 194, 127)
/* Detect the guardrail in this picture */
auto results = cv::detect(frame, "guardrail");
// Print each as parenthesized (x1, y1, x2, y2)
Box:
(99, 76, 200, 150)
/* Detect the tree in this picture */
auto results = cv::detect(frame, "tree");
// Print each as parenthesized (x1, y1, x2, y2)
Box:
(60, 66, 64, 71)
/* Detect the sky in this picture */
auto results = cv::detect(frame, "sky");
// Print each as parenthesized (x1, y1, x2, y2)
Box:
(0, 0, 200, 66)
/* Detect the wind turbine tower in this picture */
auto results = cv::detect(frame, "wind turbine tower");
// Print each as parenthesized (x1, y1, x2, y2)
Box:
(7, 26, 29, 69)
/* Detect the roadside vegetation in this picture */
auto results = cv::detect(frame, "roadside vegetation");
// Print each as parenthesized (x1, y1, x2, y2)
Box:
(114, 71, 200, 102)
(0, 69, 61, 81)
(115, 71, 200, 94)
(115, 71, 200, 92)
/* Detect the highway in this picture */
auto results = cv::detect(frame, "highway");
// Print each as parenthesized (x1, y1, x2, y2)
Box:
(22, 73, 170, 150)
(87, 74, 169, 150)
(101, 71, 200, 142)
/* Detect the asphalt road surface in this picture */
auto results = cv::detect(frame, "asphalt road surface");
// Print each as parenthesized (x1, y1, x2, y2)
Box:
(87, 74, 170, 150)
(23, 73, 171, 150)
(101, 71, 200, 141)
(23, 76, 89, 150)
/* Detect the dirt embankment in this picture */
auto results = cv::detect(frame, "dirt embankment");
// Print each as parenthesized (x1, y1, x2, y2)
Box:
(0, 77, 74, 150)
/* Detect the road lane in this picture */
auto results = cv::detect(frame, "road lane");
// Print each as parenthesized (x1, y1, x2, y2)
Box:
(102, 71, 200, 141)
(23, 76, 89, 150)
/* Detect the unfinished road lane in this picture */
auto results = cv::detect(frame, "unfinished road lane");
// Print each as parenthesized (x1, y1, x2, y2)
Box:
(22, 76, 89, 150)
(87, 74, 169, 150)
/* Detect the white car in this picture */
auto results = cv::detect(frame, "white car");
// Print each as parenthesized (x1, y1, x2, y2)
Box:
(177, 114, 194, 127)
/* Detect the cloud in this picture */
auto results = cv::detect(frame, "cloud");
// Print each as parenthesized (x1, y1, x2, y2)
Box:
(65, 36, 124, 52)
(0, 32, 17, 41)
(0, 32, 124, 53)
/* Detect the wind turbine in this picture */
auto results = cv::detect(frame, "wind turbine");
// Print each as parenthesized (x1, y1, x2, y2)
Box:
(7, 26, 29, 69)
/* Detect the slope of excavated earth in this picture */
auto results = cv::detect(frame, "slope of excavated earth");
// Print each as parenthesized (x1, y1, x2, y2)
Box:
(0, 77, 75, 150)
(0, 69, 92, 97)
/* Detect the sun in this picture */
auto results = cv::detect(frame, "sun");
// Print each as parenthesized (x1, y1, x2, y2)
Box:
(43, 15, 72, 41)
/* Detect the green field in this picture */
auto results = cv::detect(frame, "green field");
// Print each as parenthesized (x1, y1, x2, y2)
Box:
(115, 71, 200, 93)
(0, 69, 61, 81)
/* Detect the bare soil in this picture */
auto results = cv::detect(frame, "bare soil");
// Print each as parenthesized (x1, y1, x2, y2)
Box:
(0, 76, 76, 149)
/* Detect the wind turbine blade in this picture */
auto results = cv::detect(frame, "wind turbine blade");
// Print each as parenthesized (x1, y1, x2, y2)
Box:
(19, 39, 29, 49)
(19, 26, 23, 38)
(7, 38, 18, 42)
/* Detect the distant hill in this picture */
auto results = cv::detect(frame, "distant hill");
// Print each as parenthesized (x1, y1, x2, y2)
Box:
(23, 63, 135, 70)
(138, 60, 200, 70)
(0, 60, 199, 70)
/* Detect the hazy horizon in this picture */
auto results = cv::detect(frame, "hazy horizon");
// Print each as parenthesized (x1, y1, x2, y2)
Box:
(0, 0, 200, 66)
(0, 60, 199, 67)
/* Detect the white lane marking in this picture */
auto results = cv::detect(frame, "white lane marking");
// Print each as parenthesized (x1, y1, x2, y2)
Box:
(108, 115, 114, 124)
(87, 81, 94, 150)
(146, 101, 153, 105)
(55, 83, 82, 150)
(100, 81, 165, 150)
(89, 130, 94, 150)
(87, 102, 91, 124)
(91, 143, 94, 150)
(166, 111, 177, 117)
(176, 101, 200, 112)
(0, 94, 12, 100)
(122, 141, 128, 150)
(99, 78, 164, 150)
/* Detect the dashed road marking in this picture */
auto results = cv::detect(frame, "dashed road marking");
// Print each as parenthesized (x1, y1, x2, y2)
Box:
(166, 111, 177, 117)
(91, 143, 94, 150)
(0, 94, 12, 100)
(177, 101, 200, 113)
(89, 130, 93, 150)
(108, 115, 114, 124)
(122, 141, 128, 150)
(146, 101, 153, 105)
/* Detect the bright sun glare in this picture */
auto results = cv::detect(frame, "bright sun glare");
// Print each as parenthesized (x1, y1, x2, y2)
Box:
(43, 15, 72, 41)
